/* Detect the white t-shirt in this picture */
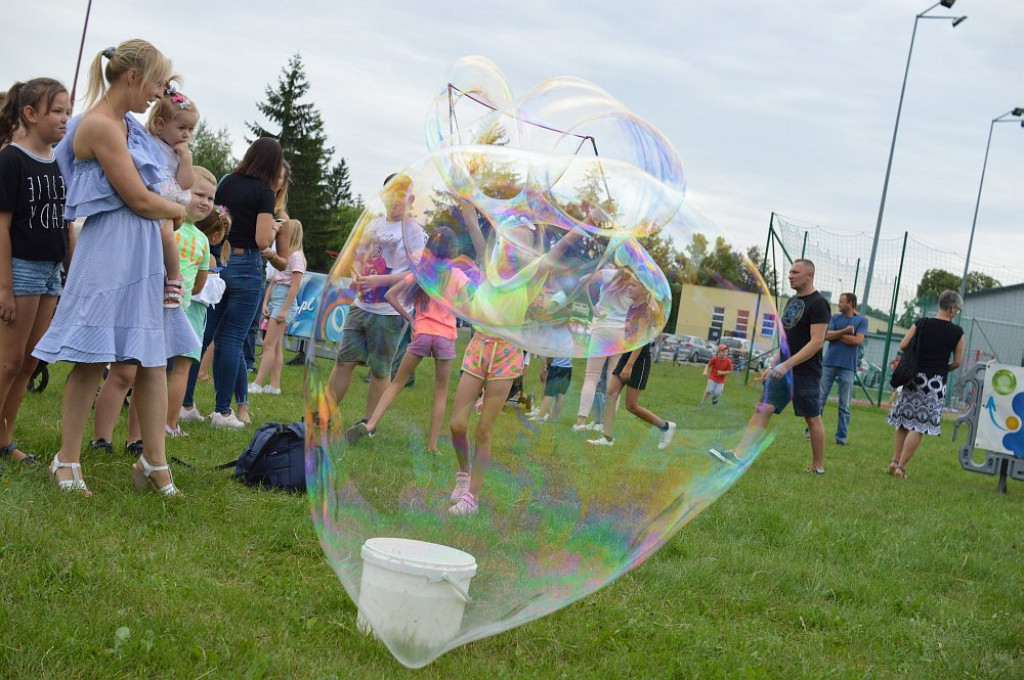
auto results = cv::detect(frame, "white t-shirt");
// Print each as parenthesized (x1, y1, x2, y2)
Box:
(594, 270, 634, 327)
(353, 217, 426, 315)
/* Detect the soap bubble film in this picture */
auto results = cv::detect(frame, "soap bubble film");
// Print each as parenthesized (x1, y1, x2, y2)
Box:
(306, 56, 781, 668)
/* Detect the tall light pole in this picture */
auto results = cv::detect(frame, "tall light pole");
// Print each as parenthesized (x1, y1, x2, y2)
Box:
(861, 1, 966, 314)
(958, 108, 1024, 301)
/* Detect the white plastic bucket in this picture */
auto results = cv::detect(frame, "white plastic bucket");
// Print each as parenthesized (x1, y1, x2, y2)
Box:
(357, 538, 477, 652)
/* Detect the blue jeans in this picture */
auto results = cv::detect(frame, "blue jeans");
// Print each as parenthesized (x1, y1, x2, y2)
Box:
(210, 249, 263, 413)
(819, 365, 854, 442)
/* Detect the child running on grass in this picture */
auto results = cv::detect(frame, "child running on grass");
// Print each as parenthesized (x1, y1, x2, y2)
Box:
(345, 226, 469, 453)
(587, 275, 676, 450)
(701, 344, 732, 405)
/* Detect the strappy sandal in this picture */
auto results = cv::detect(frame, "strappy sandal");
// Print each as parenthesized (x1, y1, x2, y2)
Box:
(131, 454, 181, 496)
(49, 454, 91, 495)
(163, 276, 184, 309)
(894, 465, 908, 479)
(887, 459, 900, 475)
(0, 441, 39, 466)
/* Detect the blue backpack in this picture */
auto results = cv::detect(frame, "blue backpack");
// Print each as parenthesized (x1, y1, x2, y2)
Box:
(222, 421, 307, 492)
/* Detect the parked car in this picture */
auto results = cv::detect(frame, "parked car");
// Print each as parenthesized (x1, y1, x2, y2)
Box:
(719, 337, 750, 369)
(675, 335, 715, 364)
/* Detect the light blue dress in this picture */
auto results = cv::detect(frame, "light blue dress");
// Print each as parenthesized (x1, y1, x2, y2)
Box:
(33, 114, 199, 368)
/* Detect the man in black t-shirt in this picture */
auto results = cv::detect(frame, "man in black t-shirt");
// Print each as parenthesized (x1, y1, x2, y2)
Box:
(709, 259, 831, 473)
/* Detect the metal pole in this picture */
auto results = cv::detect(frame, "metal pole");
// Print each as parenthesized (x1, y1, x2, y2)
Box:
(959, 111, 1023, 301)
(800, 231, 808, 259)
(877, 232, 909, 406)
(863, 4, 962, 313)
(69, 0, 94, 108)
(959, 118, 996, 301)
(863, 14, 920, 315)
(853, 257, 861, 300)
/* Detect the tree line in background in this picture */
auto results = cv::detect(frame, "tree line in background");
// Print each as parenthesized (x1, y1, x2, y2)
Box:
(191, 54, 1001, 332)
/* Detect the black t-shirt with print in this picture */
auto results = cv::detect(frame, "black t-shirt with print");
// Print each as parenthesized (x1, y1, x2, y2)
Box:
(780, 290, 831, 376)
(0, 144, 68, 262)
(214, 173, 275, 250)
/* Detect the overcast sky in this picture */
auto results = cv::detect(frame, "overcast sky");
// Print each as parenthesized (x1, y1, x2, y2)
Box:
(6, 0, 1022, 303)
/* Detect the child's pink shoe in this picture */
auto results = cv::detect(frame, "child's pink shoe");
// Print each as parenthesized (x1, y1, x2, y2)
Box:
(449, 492, 478, 516)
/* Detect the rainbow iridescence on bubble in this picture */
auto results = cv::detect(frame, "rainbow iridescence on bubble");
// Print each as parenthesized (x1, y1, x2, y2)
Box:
(305, 56, 779, 668)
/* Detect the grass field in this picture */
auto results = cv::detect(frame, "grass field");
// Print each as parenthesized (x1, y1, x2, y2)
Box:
(1, 346, 1021, 679)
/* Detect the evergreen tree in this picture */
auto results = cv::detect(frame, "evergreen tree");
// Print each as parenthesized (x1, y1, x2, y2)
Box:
(190, 121, 236, 181)
(248, 53, 348, 271)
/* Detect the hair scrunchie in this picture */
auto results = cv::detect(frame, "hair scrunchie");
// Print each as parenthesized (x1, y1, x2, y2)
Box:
(102, 46, 116, 59)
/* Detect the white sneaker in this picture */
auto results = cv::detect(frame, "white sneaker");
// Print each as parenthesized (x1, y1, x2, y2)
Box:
(658, 421, 677, 450)
(209, 411, 245, 429)
(262, 385, 281, 395)
(571, 423, 592, 432)
(450, 471, 471, 500)
(588, 422, 605, 431)
(165, 424, 188, 438)
(708, 448, 741, 465)
(248, 382, 263, 394)
(178, 406, 205, 422)
(449, 492, 479, 516)
(528, 413, 549, 423)
(587, 436, 615, 447)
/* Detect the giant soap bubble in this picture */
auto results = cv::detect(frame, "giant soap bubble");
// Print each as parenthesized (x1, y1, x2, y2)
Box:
(305, 56, 780, 668)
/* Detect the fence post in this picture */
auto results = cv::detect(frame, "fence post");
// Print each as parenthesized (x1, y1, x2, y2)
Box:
(876, 231, 909, 407)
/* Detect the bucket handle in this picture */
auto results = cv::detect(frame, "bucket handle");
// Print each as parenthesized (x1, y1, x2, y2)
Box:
(430, 573, 473, 604)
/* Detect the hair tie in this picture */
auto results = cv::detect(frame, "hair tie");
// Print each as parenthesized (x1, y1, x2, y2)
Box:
(102, 46, 116, 59)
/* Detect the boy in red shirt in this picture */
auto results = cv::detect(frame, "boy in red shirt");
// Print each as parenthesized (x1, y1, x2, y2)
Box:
(701, 344, 733, 405)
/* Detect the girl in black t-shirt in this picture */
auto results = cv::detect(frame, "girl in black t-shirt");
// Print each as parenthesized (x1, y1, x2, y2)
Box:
(0, 78, 70, 466)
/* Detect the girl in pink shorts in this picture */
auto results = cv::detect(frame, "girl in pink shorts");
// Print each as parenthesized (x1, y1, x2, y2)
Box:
(346, 228, 469, 452)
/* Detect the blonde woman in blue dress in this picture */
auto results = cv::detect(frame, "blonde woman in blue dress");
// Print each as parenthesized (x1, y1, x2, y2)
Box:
(33, 40, 199, 496)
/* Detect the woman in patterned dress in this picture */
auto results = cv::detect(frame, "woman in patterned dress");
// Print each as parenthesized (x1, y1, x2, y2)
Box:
(887, 289, 965, 479)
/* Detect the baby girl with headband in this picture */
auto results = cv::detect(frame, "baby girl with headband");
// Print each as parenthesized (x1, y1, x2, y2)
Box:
(146, 82, 199, 308)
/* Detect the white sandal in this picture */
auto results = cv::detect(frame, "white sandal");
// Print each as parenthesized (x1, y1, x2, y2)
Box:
(131, 454, 181, 496)
(49, 454, 91, 495)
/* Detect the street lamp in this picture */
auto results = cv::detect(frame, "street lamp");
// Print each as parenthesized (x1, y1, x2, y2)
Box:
(958, 108, 1024, 301)
(861, 1, 967, 314)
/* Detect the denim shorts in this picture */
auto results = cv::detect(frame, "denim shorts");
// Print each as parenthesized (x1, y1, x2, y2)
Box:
(11, 257, 62, 296)
(543, 365, 572, 397)
(763, 372, 822, 417)
(267, 285, 297, 325)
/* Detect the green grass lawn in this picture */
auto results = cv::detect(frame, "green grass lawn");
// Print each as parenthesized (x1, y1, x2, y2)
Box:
(1, 347, 1021, 679)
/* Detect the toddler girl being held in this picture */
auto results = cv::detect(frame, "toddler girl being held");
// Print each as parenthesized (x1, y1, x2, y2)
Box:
(146, 84, 199, 309)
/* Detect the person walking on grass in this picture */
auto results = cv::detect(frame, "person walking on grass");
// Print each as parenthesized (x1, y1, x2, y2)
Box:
(886, 289, 964, 479)
(345, 226, 469, 453)
(701, 344, 732, 405)
(710, 259, 829, 473)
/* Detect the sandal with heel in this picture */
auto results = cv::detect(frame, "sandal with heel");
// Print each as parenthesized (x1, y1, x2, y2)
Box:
(887, 459, 900, 475)
(894, 465, 908, 479)
(49, 454, 91, 495)
(131, 454, 181, 496)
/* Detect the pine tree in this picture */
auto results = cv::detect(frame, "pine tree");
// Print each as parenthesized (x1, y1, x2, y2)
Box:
(248, 53, 348, 271)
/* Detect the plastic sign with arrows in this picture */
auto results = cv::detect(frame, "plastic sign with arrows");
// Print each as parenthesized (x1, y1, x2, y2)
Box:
(975, 363, 1024, 457)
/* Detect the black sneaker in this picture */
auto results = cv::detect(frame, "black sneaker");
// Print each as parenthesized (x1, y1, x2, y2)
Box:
(125, 440, 143, 456)
(835, 440, 848, 446)
(708, 448, 741, 465)
(711, 396, 718, 406)
(89, 439, 114, 455)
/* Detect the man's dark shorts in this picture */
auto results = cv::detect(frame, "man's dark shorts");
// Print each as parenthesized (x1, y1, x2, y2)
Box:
(763, 372, 822, 417)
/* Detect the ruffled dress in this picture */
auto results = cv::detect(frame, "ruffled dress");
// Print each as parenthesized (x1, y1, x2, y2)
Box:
(33, 114, 199, 368)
